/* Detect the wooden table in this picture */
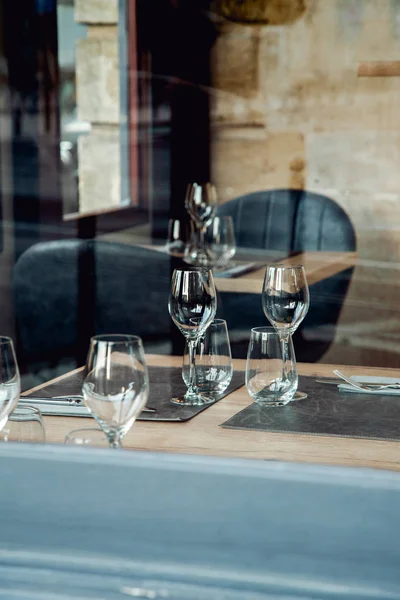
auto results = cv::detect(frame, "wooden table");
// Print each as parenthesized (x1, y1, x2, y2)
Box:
(215, 251, 358, 294)
(141, 243, 358, 294)
(25, 353, 400, 473)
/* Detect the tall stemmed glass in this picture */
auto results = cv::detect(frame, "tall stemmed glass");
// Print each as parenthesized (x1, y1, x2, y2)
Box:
(185, 182, 218, 266)
(0, 337, 20, 432)
(206, 216, 236, 269)
(82, 334, 149, 448)
(262, 265, 310, 401)
(168, 269, 217, 405)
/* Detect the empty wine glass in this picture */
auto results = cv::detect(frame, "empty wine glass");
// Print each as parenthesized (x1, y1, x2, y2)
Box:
(1, 406, 45, 443)
(82, 334, 149, 448)
(246, 327, 297, 406)
(206, 216, 236, 269)
(0, 337, 20, 433)
(168, 269, 217, 405)
(65, 428, 108, 447)
(183, 318, 233, 397)
(262, 265, 309, 401)
(185, 182, 218, 266)
(262, 265, 310, 335)
(165, 218, 190, 257)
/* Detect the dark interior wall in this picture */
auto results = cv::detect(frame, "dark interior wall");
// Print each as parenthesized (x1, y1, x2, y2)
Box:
(136, 0, 217, 236)
(2, 0, 64, 263)
(0, 1, 17, 338)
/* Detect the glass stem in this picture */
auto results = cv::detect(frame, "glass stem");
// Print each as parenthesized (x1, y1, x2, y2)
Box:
(280, 332, 290, 381)
(187, 339, 198, 396)
(107, 430, 123, 449)
(199, 227, 206, 253)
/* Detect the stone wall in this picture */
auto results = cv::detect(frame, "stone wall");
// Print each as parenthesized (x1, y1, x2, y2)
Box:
(211, 0, 400, 261)
(211, 0, 400, 364)
(75, 0, 120, 214)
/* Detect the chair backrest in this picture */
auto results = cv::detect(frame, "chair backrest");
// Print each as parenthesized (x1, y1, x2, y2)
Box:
(217, 189, 356, 252)
(13, 240, 172, 363)
(216, 189, 356, 361)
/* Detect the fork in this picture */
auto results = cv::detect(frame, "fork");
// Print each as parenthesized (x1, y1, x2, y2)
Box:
(332, 370, 400, 392)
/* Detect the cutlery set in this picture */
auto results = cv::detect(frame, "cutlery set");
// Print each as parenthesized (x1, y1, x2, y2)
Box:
(316, 371, 400, 392)
(20, 395, 157, 413)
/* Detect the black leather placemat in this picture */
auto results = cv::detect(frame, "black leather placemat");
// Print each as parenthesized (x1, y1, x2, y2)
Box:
(25, 366, 245, 422)
(220, 375, 400, 441)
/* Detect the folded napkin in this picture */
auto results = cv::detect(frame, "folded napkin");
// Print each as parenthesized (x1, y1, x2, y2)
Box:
(338, 375, 400, 395)
(19, 398, 92, 417)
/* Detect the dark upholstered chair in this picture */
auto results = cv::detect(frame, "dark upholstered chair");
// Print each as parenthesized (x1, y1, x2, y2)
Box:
(13, 240, 173, 385)
(216, 189, 356, 362)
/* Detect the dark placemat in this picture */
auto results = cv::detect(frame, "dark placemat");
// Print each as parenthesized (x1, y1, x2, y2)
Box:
(25, 366, 245, 422)
(220, 375, 400, 441)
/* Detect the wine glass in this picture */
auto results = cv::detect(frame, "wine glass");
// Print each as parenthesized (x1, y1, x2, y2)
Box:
(262, 265, 310, 401)
(1, 406, 45, 443)
(82, 334, 149, 448)
(165, 218, 190, 258)
(185, 182, 218, 266)
(65, 428, 108, 447)
(183, 318, 233, 396)
(168, 269, 217, 405)
(246, 327, 297, 406)
(0, 337, 20, 433)
(206, 216, 236, 269)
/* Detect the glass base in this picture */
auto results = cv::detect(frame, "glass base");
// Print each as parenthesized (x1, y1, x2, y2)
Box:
(253, 390, 307, 407)
(64, 428, 109, 447)
(290, 391, 308, 402)
(254, 400, 289, 407)
(184, 247, 214, 268)
(171, 393, 215, 406)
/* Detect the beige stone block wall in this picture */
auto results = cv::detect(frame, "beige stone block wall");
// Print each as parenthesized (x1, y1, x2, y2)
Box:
(212, 0, 400, 230)
(75, 0, 118, 24)
(78, 127, 121, 213)
(212, 0, 400, 262)
(211, 25, 266, 126)
(212, 129, 305, 202)
(76, 36, 119, 124)
(215, 0, 306, 25)
(74, 1, 120, 214)
(212, 0, 400, 364)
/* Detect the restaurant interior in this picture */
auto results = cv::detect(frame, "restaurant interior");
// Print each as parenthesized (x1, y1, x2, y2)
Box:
(1, 0, 400, 598)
